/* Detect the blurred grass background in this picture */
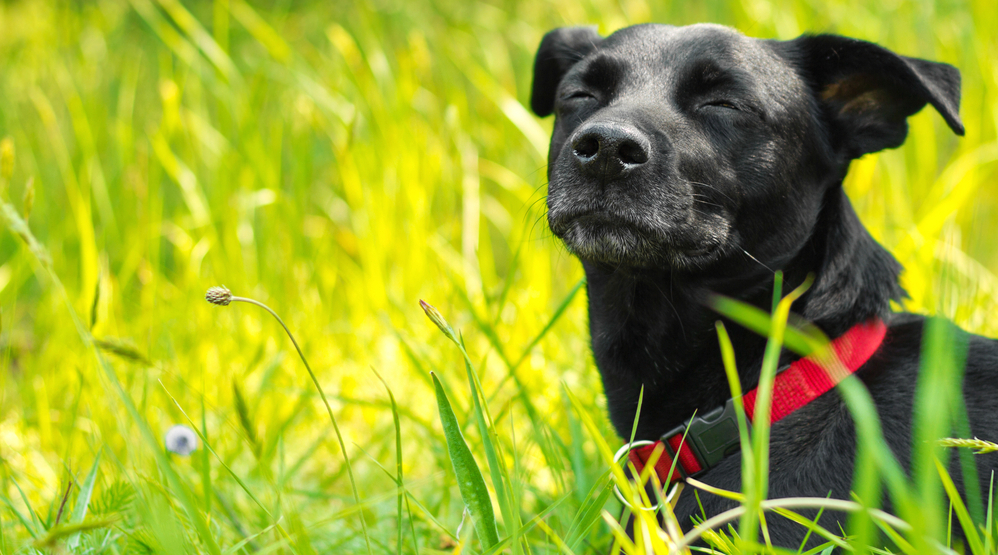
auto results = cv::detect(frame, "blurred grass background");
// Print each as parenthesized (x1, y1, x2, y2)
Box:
(0, 0, 995, 552)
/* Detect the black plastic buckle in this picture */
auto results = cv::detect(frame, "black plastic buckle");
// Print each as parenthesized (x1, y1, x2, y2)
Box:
(662, 398, 742, 476)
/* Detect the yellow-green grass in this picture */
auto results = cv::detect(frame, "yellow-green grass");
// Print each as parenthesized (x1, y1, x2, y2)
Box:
(0, 0, 996, 553)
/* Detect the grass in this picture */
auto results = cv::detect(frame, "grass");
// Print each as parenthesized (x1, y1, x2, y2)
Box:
(0, 0, 996, 553)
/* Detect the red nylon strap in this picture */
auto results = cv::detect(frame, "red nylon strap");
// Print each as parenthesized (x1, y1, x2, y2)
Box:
(741, 318, 887, 423)
(625, 318, 886, 485)
(627, 436, 704, 485)
(666, 434, 704, 474)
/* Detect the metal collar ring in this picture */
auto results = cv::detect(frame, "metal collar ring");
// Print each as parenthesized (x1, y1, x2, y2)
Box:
(611, 441, 680, 512)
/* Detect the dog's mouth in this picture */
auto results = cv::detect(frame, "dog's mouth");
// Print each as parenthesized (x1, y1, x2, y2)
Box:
(550, 210, 727, 268)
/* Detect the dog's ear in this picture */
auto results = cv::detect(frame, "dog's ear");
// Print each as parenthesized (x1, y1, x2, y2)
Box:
(531, 26, 602, 117)
(785, 34, 964, 158)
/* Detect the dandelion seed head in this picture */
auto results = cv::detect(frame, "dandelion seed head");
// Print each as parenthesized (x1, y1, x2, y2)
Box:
(205, 286, 232, 306)
(165, 424, 198, 456)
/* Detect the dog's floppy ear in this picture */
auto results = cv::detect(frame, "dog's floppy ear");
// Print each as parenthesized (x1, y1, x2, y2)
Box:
(531, 26, 602, 117)
(785, 34, 964, 158)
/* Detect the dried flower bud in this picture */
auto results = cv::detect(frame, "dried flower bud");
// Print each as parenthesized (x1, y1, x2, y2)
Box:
(0, 137, 13, 181)
(205, 286, 232, 306)
(419, 299, 458, 343)
(165, 424, 198, 456)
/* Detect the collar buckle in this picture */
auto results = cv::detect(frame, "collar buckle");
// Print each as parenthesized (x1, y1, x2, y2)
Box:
(663, 398, 742, 474)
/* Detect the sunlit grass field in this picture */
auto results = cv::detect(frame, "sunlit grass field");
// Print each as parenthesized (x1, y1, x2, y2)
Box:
(1, 0, 997, 553)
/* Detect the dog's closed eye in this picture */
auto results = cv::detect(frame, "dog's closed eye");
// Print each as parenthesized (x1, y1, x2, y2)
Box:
(560, 90, 598, 103)
(701, 100, 740, 111)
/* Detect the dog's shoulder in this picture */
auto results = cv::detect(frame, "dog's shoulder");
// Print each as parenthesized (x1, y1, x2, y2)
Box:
(873, 312, 998, 377)
(965, 327, 998, 368)
(870, 313, 998, 421)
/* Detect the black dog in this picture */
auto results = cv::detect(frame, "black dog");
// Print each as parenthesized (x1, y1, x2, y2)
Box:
(530, 23, 998, 547)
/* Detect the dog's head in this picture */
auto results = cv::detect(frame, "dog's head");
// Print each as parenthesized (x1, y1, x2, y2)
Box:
(531, 24, 963, 273)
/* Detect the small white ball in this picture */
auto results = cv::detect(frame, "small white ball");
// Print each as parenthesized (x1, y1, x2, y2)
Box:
(165, 424, 198, 456)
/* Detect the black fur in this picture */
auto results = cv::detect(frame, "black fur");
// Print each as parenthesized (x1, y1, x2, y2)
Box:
(530, 23, 997, 548)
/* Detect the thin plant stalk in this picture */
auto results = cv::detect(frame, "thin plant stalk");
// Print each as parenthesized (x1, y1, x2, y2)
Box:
(206, 286, 373, 555)
(675, 497, 912, 551)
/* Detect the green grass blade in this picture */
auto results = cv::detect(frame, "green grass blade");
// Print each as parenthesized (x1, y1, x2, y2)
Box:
(511, 277, 585, 370)
(4, 201, 222, 554)
(373, 367, 416, 555)
(741, 273, 811, 546)
(460, 339, 518, 550)
(161, 383, 291, 542)
(227, 0, 292, 62)
(709, 294, 826, 356)
(200, 391, 212, 517)
(65, 449, 102, 549)
(10, 477, 42, 537)
(1, 489, 39, 538)
(432, 372, 500, 549)
(952, 406, 986, 523)
(715, 322, 754, 486)
(0, 495, 6, 554)
(936, 458, 986, 554)
(564, 390, 592, 505)
(483, 492, 575, 555)
(912, 317, 969, 546)
(155, 0, 240, 82)
(564, 470, 615, 551)
(711, 282, 915, 525)
(222, 522, 280, 555)
(984, 472, 994, 554)
(421, 300, 517, 549)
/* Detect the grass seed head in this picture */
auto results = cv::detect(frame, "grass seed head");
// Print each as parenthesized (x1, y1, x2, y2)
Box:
(205, 286, 233, 306)
(939, 437, 998, 454)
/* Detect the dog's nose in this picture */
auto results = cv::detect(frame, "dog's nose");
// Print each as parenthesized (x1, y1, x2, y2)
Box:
(571, 123, 650, 178)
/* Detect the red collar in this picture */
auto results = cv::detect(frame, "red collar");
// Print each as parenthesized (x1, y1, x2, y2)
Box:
(626, 318, 887, 485)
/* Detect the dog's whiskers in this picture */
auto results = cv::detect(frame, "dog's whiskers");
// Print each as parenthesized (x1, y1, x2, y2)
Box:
(740, 246, 776, 273)
(688, 180, 737, 203)
(691, 194, 724, 208)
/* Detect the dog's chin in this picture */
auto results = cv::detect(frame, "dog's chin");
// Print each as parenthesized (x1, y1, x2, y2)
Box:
(555, 217, 723, 270)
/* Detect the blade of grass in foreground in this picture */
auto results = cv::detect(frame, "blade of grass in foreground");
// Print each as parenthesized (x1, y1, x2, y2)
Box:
(564, 469, 614, 551)
(431, 372, 500, 549)
(372, 367, 419, 555)
(710, 293, 914, 510)
(421, 299, 518, 550)
(65, 450, 102, 549)
(741, 274, 812, 547)
(715, 322, 753, 495)
(936, 458, 986, 555)
(460, 335, 521, 552)
(912, 317, 968, 547)
(5, 478, 41, 537)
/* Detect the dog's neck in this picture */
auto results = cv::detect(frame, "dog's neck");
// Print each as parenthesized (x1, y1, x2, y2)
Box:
(582, 186, 905, 439)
